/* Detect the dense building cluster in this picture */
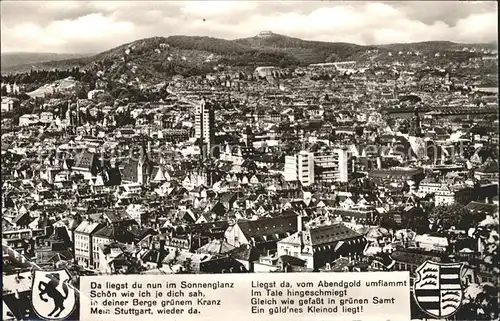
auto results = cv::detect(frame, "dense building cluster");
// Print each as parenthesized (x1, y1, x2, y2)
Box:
(1, 43, 499, 320)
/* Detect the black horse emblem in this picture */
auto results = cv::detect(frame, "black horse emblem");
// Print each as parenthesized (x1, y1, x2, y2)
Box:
(38, 273, 70, 317)
(32, 269, 76, 320)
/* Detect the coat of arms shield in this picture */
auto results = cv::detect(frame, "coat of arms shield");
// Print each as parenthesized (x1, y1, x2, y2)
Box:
(31, 268, 77, 320)
(413, 260, 464, 319)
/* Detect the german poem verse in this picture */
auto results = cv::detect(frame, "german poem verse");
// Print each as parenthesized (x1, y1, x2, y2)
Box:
(80, 272, 410, 321)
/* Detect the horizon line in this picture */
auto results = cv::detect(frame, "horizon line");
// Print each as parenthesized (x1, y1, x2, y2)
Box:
(1, 32, 498, 55)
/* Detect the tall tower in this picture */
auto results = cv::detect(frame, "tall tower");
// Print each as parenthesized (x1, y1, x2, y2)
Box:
(408, 106, 427, 161)
(76, 100, 81, 126)
(410, 106, 423, 138)
(242, 125, 254, 147)
(195, 99, 216, 159)
(137, 143, 151, 185)
(66, 101, 72, 126)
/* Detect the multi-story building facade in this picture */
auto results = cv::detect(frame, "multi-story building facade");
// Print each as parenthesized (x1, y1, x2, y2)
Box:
(285, 149, 351, 185)
(74, 221, 104, 268)
(314, 148, 352, 183)
(277, 216, 367, 270)
(195, 99, 216, 159)
(284, 151, 315, 186)
(2, 228, 45, 259)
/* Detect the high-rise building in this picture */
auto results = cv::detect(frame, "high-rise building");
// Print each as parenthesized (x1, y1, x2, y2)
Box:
(284, 151, 315, 186)
(314, 148, 352, 183)
(195, 99, 216, 159)
(285, 148, 352, 185)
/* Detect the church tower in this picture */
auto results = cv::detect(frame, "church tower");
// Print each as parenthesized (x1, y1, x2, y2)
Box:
(410, 106, 423, 138)
(65, 101, 72, 126)
(242, 125, 254, 147)
(137, 143, 152, 185)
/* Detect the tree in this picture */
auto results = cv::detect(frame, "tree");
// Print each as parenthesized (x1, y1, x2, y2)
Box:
(74, 84, 88, 99)
(401, 206, 429, 234)
(429, 204, 484, 230)
(10, 105, 32, 126)
(398, 119, 410, 134)
(95, 109, 105, 122)
(458, 212, 499, 320)
(115, 111, 135, 127)
(124, 255, 145, 274)
(477, 148, 495, 163)
(380, 215, 399, 231)
(182, 258, 193, 274)
(455, 187, 478, 205)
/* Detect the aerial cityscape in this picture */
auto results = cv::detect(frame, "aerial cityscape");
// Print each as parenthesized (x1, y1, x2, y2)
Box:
(1, 1, 498, 321)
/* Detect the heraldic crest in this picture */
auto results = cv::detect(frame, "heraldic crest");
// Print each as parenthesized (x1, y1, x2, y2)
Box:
(31, 268, 77, 320)
(413, 260, 465, 319)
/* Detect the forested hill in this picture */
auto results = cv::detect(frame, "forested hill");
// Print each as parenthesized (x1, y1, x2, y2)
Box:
(2, 32, 496, 81)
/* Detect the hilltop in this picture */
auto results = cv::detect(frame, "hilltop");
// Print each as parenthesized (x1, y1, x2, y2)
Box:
(1, 33, 372, 75)
(1, 32, 497, 81)
(234, 31, 370, 64)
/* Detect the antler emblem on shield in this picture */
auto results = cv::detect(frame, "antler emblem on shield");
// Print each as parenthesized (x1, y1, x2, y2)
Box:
(413, 260, 464, 319)
(31, 268, 77, 320)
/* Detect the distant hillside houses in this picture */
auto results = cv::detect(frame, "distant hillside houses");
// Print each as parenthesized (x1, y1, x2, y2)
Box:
(308, 61, 356, 72)
(254, 66, 288, 78)
(1, 97, 19, 113)
(1, 83, 21, 94)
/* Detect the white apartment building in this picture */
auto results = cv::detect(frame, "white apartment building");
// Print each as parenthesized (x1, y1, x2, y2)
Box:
(314, 148, 352, 183)
(284, 151, 315, 186)
(285, 149, 352, 185)
(418, 182, 444, 195)
(1, 97, 19, 112)
(74, 221, 103, 268)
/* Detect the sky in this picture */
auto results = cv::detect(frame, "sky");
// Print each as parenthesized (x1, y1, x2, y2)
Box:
(1, 1, 498, 53)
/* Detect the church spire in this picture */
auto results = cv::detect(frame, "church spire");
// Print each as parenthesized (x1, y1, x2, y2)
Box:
(410, 106, 423, 137)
